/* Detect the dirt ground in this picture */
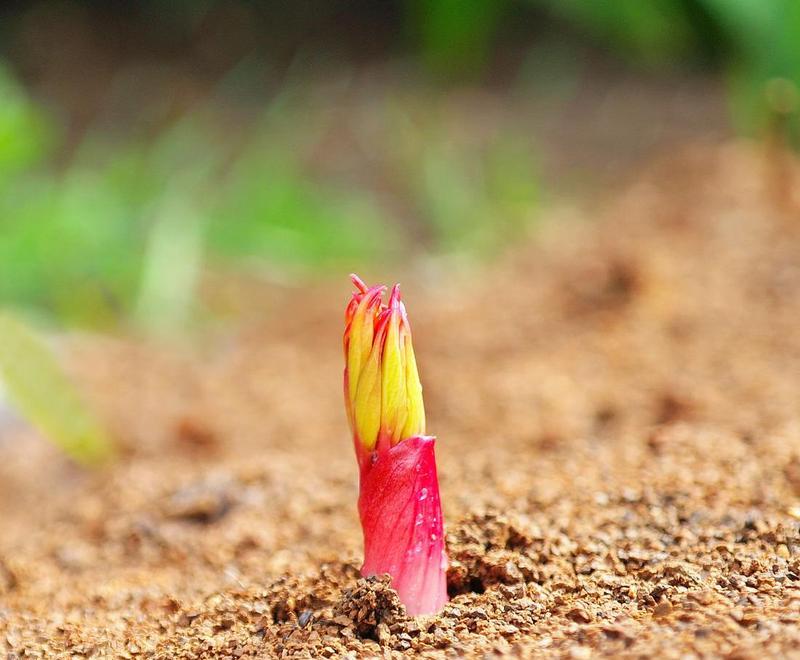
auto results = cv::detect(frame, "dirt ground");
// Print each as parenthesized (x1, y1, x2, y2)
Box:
(2, 141, 800, 658)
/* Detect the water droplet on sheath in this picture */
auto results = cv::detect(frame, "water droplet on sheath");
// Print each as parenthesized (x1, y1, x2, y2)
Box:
(415, 513, 424, 526)
(419, 488, 428, 501)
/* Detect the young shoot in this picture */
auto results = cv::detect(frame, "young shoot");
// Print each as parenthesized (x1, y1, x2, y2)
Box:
(343, 275, 447, 616)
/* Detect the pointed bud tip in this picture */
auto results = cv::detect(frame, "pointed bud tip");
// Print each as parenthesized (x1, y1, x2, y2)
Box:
(350, 273, 368, 293)
(389, 283, 401, 309)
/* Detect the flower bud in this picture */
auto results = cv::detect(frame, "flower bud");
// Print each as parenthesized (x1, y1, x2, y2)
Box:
(344, 275, 425, 455)
(344, 274, 448, 616)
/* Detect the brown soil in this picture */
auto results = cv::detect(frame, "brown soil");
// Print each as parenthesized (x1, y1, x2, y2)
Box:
(3, 141, 800, 658)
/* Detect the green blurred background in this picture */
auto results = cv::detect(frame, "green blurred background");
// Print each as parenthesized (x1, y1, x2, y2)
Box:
(0, 0, 798, 332)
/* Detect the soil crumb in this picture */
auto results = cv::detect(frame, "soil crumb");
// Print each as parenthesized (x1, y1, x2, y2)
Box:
(3, 142, 800, 657)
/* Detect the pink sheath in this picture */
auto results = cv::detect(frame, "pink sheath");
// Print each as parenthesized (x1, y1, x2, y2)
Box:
(358, 435, 448, 616)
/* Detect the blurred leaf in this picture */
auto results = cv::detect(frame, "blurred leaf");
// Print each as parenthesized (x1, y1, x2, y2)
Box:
(525, 0, 697, 66)
(135, 195, 205, 334)
(0, 63, 55, 178)
(385, 92, 539, 256)
(407, 0, 508, 77)
(418, 136, 538, 255)
(695, 0, 775, 48)
(485, 137, 540, 224)
(698, 0, 800, 144)
(209, 145, 395, 268)
(0, 312, 113, 466)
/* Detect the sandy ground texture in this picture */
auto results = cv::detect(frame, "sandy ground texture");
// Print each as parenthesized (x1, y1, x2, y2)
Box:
(3, 141, 800, 658)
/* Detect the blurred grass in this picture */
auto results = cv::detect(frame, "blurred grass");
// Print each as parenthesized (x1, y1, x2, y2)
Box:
(0, 0, 798, 332)
(545, 0, 800, 144)
(0, 62, 540, 330)
(0, 72, 387, 329)
(0, 0, 796, 459)
(376, 88, 539, 255)
(409, 0, 799, 142)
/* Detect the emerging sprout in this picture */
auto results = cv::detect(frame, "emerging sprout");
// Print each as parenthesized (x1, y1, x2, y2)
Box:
(344, 275, 447, 616)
